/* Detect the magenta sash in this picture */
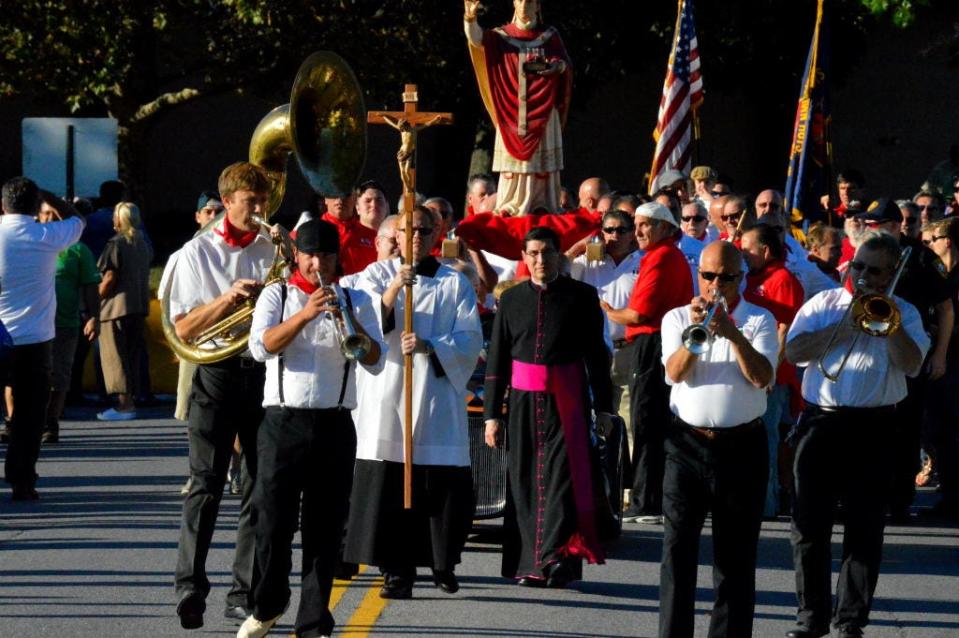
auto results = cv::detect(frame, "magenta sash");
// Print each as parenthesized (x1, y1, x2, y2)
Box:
(511, 360, 605, 564)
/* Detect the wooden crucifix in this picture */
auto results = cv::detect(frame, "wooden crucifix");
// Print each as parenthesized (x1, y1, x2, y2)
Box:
(368, 84, 453, 509)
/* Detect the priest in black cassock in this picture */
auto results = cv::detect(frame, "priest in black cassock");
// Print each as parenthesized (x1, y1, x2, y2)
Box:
(484, 226, 616, 588)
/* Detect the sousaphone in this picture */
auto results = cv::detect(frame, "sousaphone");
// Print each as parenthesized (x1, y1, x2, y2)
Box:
(161, 51, 367, 364)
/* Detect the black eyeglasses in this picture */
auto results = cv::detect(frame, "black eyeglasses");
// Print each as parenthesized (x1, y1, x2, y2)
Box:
(922, 235, 948, 246)
(720, 213, 741, 222)
(699, 271, 741, 283)
(397, 226, 434, 236)
(602, 226, 633, 235)
(681, 215, 706, 223)
(848, 261, 887, 276)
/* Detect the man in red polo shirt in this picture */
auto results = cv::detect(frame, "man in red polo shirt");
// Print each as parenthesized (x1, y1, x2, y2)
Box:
(741, 223, 805, 518)
(321, 181, 385, 276)
(604, 202, 692, 524)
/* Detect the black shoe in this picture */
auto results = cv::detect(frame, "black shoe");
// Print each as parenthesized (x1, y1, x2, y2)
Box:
(176, 592, 205, 630)
(41, 430, 59, 445)
(517, 576, 546, 588)
(836, 625, 863, 637)
(10, 483, 39, 501)
(546, 562, 575, 589)
(784, 627, 828, 638)
(379, 574, 413, 599)
(334, 560, 359, 581)
(224, 604, 250, 623)
(432, 570, 459, 594)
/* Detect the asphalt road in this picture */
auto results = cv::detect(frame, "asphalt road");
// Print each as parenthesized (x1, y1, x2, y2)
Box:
(1, 405, 957, 638)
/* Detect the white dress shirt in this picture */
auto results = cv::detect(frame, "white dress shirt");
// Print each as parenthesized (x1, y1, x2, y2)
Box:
(0, 214, 84, 345)
(662, 299, 779, 428)
(167, 219, 276, 319)
(570, 250, 641, 342)
(787, 287, 930, 408)
(249, 281, 384, 410)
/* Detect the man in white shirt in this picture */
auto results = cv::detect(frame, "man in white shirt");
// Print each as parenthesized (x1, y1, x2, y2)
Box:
(0, 177, 85, 500)
(658, 240, 778, 638)
(783, 233, 930, 638)
(569, 209, 639, 425)
(239, 219, 382, 638)
(344, 206, 483, 599)
(169, 162, 278, 630)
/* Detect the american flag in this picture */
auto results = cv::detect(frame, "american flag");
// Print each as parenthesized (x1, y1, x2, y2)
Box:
(648, 0, 703, 194)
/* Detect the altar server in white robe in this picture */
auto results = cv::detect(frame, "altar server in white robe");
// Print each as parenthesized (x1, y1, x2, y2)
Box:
(344, 205, 483, 600)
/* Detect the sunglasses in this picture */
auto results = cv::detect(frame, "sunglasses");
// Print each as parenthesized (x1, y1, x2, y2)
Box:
(918, 204, 941, 212)
(681, 215, 706, 223)
(699, 271, 741, 283)
(720, 213, 742, 222)
(602, 226, 633, 235)
(848, 261, 887, 276)
(397, 226, 434, 236)
(711, 190, 728, 197)
(922, 235, 948, 246)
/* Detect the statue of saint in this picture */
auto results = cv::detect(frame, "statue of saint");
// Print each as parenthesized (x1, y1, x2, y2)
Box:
(464, 0, 572, 216)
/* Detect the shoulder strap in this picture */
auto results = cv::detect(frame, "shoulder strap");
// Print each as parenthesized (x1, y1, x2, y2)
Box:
(278, 283, 287, 407)
(336, 288, 355, 408)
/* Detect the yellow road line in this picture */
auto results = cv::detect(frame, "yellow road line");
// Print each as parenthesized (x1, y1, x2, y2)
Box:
(329, 564, 368, 611)
(338, 574, 388, 637)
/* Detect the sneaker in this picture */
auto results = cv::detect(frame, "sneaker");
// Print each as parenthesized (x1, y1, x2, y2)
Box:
(237, 613, 281, 638)
(180, 476, 193, 496)
(621, 505, 645, 523)
(97, 408, 137, 421)
(636, 515, 664, 525)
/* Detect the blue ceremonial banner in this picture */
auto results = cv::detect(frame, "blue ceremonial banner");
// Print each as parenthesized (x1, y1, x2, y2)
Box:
(783, 0, 832, 230)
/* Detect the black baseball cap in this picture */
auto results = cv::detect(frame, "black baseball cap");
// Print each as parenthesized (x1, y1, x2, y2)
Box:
(855, 197, 902, 224)
(295, 219, 340, 255)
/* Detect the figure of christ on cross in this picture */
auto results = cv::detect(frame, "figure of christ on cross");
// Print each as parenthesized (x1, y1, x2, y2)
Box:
(367, 85, 453, 507)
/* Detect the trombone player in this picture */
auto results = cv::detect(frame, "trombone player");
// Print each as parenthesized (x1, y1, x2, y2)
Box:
(783, 232, 929, 638)
(168, 162, 277, 630)
(658, 240, 778, 638)
(241, 219, 382, 638)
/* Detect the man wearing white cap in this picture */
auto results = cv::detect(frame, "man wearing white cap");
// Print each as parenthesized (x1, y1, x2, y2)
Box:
(604, 202, 693, 524)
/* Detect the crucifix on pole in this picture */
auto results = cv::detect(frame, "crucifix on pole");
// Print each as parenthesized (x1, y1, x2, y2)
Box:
(368, 84, 453, 509)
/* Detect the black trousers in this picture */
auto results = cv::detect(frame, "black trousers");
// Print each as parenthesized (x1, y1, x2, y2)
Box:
(926, 360, 959, 507)
(791, 405, 895, 632)
(659, 419, 768, 638)
(4, 341, 52, 486)
(628, 332, 669, 514)
(252, 406, 355, 637)
(888, 374, 926, 512)
(174, 359, 265, 609)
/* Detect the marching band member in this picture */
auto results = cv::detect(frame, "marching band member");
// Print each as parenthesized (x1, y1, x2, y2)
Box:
(239, 219, 382, 638)
(659, 241, 778, 638)
(783, 232, 930, 638)
(169, 162, 276, 630)
(344, 205, 483, 599)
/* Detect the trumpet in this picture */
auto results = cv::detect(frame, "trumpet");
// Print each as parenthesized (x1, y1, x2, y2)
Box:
(817, 246, 911, 382)
(682, 290, 727, 355)
(319, 276, 373, 362)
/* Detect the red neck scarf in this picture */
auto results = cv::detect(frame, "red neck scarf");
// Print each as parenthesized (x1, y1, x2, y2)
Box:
(214, 215, 259, 249)
(289, 270, 319, 295)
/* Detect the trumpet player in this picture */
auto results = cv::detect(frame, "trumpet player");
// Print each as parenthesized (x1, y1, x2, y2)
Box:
(169, 162, 276, 630)
(658, 240, 778, 638)
(240, 219, 382, 638)
(783, 232, 930, 638)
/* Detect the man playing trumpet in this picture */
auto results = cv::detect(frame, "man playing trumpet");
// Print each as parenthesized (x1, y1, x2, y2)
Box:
(658, 240, 778, 638)
(783, 232, 929, 638)
(240, 219, 382, 638)
(168, 162, 277, 630)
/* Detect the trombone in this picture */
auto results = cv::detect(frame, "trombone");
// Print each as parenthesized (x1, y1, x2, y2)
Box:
(682, 290, 727, 355)
(817, 246, 912, 382)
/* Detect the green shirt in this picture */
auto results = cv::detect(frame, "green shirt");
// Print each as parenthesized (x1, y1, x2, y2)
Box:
(55, 242, 101, 329)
